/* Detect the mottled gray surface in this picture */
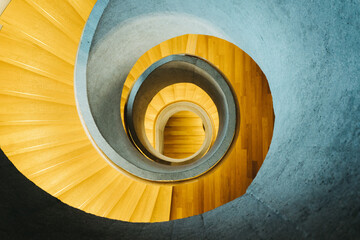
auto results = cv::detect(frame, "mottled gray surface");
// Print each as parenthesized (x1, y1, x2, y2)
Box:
(86, 1, 360, 237)
(1, 0, 359, 239)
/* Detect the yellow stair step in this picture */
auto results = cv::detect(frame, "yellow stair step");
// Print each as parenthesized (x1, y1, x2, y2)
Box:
(107, 181, 147, 221)
(150, 186, 172, 222)
(58, 166, 119, 208)
(0, 0, 77, 64)
(130, 185, 161, 222)
(23, 0, 84, 44)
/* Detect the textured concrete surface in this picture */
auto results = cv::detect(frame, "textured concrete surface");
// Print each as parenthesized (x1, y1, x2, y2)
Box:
(1, 0, 360, 239)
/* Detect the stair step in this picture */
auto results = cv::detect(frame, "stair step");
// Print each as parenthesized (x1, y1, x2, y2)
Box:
(106, 181, 147, 221)
(10, 141, 91, 173)
(58, 166, 118, 208)
(130, 185, 160, 222)
(82, 175, 132, 217)
(25, 144, 94, 177)
(23, 0, 83, 44)
(0, 0, 77, 64)
(65, 0, 96, 22)
(150, 186, 172, 222)
(0, 34, 74, 85)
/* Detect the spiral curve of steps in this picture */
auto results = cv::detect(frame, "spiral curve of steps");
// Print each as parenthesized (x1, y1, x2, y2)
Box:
(0, 0, 274, 222)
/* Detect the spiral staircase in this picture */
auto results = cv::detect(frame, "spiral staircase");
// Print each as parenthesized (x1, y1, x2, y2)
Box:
(0, 0, 359, 239)
(0, 0, 274, 223)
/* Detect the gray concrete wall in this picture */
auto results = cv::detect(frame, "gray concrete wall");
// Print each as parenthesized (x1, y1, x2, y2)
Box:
(0, 0, 359, 239)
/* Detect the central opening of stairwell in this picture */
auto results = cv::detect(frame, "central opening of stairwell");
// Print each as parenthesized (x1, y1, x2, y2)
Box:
(162, 110, 205, 159)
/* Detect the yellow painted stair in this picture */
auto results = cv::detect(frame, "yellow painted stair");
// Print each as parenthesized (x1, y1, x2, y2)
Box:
(0, 0, 172, 223)
(0, 0, 274, 222)
(163, 110, 206, 159)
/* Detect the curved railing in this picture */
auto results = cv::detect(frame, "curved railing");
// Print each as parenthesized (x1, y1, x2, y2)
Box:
(122, 54, 237, 178)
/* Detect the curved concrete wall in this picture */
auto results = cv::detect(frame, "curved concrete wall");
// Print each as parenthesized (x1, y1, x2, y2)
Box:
(1, 0, 359, 239)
